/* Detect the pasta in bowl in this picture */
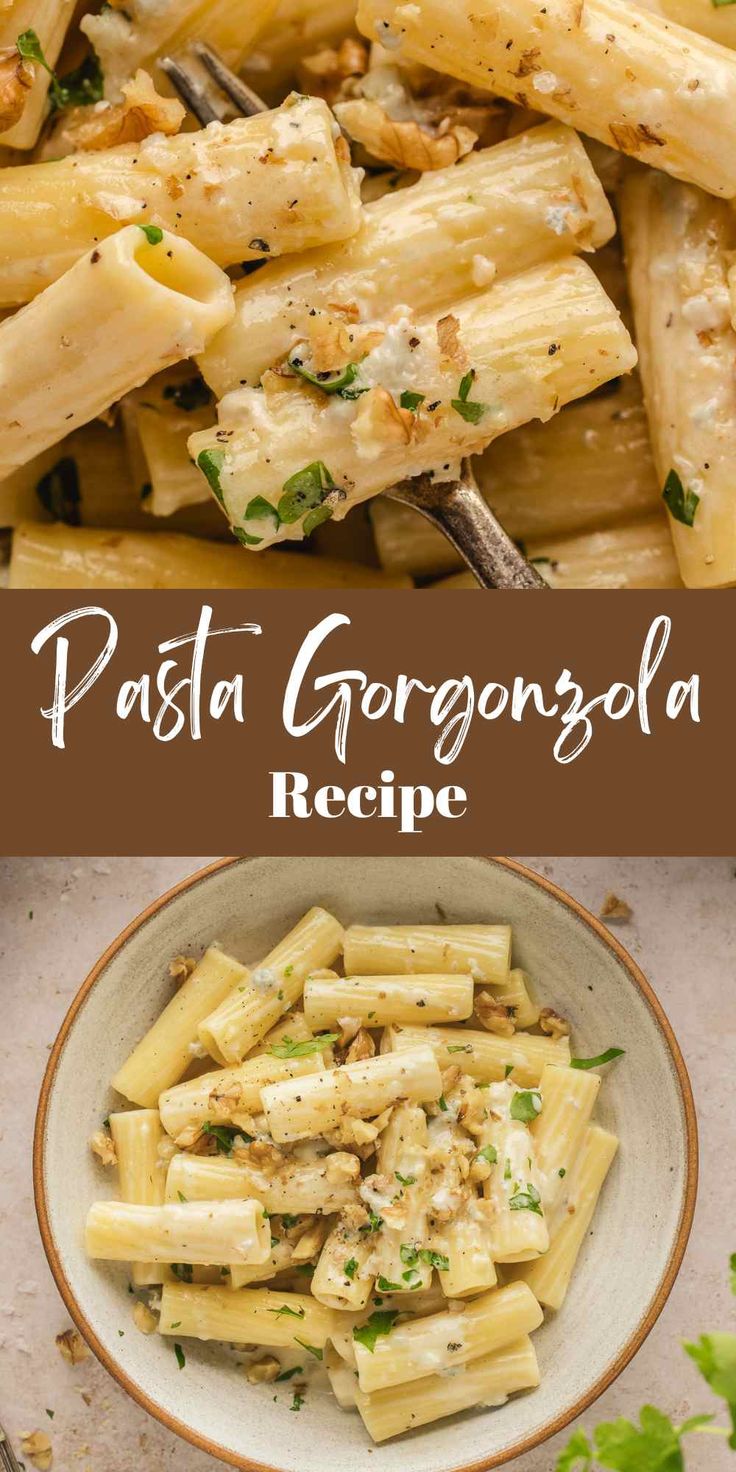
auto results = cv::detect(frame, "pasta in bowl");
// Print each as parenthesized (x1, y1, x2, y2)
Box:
(34, 857, 696, 1471)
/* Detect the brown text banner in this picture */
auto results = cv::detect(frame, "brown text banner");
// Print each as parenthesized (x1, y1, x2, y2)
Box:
(0, 590, 732, 855)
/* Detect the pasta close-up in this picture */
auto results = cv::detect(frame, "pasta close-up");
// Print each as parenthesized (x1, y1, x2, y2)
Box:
(0, 0, 734, 588)
(82, 906, 621, 1446)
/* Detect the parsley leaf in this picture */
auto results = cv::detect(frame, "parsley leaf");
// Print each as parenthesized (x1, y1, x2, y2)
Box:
(395, 1171, 416, 1187)
(662, 469, 699, 528)
(294, 1338, 323, 1360)
(344, 1258, 358, 1279)
(509, 1090, 543, 1124)
(419, 1249, 449, 1271)
(196, 447, 226, 503)
(400, 390, 425, 412)
(138, 224, 163, 245)
(51, 51, 104, 109)
(275, 1364, 303, 1381)
(509, 1184, 543, 1216)
(730, 1253, 736, 1295)
(400, 1243, 418, 1267)
(201, 1122, 241, 1154)
(571, 1049, 625, 1071)
(352, 1311, 398, 1353)
(359, 1211, 383, 1235)
(174, 1342, 186, 1370)
(278, 461, 336, 525)
(288, 353, 365, 399)
(377, 1276, 402, 1292)
(268, 1304, 306, 1320)
(269, 1034, 337, 1058)
(451, 368, 487, 425)
(477, 1144, 498, 1165)
(684, 1333, 736, 1447)
(556, 1429, 593, 1471)
(290, 1391, 304, 1412)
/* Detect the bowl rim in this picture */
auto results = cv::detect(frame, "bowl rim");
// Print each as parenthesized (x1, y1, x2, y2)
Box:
(33, 855, 699, 1472)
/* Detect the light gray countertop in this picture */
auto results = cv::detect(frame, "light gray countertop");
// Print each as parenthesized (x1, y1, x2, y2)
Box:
(1, 857, 733, 1471)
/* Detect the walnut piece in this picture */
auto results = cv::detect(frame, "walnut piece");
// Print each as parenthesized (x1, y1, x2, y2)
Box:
(55, 1327, 89, 1365)
(40, 69, 184, 160)
(335, 97, 477, 171)
(352, 387, 415, 453)
(325, 1150, 361, 1184)
(599, 892, 632, 921)
(539, 1007, 571, 1039)
(208, 1081, 244, 1118)
(169, 953, 197, 983)
(90, 1129, 117, 1166)
(246, 1355, 281, 1383)
(20, 1432, 53, 1471)
(436, 313, 467, 369)
(290, 1218, 330, 1262)
(475, 991, 516, 1037)
(132, 1300, 158, 1335)
(345, 1027, 376, 1065)
(0, 47, 33, 132)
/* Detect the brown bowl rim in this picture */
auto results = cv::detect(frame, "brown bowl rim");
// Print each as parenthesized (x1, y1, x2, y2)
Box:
(33, 855, 699, 1472)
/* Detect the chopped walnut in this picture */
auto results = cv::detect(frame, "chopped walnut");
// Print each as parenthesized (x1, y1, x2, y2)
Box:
(132, 1300, 158, 1335)
(352, 387, 415, 453)
(246, 1355, 281, 1383)
(475, 991, 516, 1037)
(290, 1218, 330, 1263)
(40, 69, 184, 161)
(304, 312, 355, 373)
(244, 1140, 284, 1172)
(469, 1155, 492, 1184)
(436, 314, 467, 370)
(90, 1129, 117, 1166)
(335, 97, 477, 171)
(0, 47, 33, 132)
(539, 1007, 571, 1039)
(325, 1151, 361, 1184)
(428, 1184, 466, 1222)
(55, 1328, 89, 1365)
(169, 953, 197, 983)
(340, 1202, 370, 1233)
(345, 1028, 376, 1064)
(208, 1082, 244, 1117)
(600, 892, 632, 921)
(440, 1065, 462, 1094)
(174, 1123, 205, 1151)
(297, 38, 369, 106)
(20, 1432, 53, 1471)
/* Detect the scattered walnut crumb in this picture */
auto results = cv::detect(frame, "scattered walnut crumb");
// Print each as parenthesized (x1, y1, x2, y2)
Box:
(475, 991, 516, 1037)
(20, 1431, 53, 1471)
(0, 46, 33, 131)
(599, 892, 632, 921)
(169, 954, 197, 983)
(132, 1300, 158, 1335)
(436, 313, 467, 369)
(335, 97, 477, 171)
(246, 1355, 281, 1384)
(90, 1129, 117, 1166)
(56, 1328, 90, 1365)
(352, 386, 415, 450)
(298, 38, 369, 105)
(245, 1140, 284, 1171)
(208, 1081, 244, 1117)
(539, 1007, 571, 1039)
(469, 1155, 492, 1184)
(336, 1016, 362, 1048)
(325, 1151, 361, 1184)
(440, 1064, 462, 1093)
(344, 1027, 376, 1065)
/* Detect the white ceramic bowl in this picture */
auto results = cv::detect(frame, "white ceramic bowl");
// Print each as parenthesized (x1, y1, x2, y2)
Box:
(34, 857, 697, 1472)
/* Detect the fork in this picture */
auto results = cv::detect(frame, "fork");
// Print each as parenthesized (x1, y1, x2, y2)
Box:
(160, 43, 547, 590)
(0, 1419, 23, 1472)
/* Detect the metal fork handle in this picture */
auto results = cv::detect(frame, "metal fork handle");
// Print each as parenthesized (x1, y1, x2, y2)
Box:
(388, 461, 548, 589)
(0, 1421, 23, 1472)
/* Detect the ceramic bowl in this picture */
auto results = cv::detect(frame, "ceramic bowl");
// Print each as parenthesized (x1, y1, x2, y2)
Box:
(34, 856, 697, 1472)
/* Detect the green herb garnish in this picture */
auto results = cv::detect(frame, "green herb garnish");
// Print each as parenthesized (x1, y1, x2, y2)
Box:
(268, 1304, 306, 1320)
(196, 447, 226, 503)
(269, 1034, 338, 1059)
(359, 1211, 384, 1235)
(202, 1122, 240, 1154)
(509, 1184, 543, 1216)
(174, 1343, 186, 1369)
(290, 1391, 304, 1412)
(294, 1339, 323, 1360)
(395, 1171, 416, 1187)
(278, 461, 336, 525)
(509, 1090, 543, 1124)
(288, 353, 365, 399)
(477, 1144, 498, 1165)
(451, 368, 487, 425)
(352, 1311, 398, 1353)
(377, 1276, 402, 1292)
(570, 1049, 625, 1071)
(344, 1258, 358, 1280)
(138, 224, 164, 245)
(400, 390, 425, 412)
(662, 469, 699, 527)
(275, 1364, 303, 1382)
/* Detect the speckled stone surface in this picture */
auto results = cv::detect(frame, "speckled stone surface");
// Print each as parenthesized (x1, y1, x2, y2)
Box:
(0, 856, 733, 1472)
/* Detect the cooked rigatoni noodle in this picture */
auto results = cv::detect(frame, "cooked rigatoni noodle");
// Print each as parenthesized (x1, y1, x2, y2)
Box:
(229, 1237, 297, 1289)
(120, 367, 214, 519)
(108, 1110, 170, 1286)
(357, 0, 736, 199)
(159, 1282, 337, 1346)
(198, 122, 615, 396)
(8, 522, 412, 590)
(491, 969, 540, 1031)
(424, 1114, 497, 1298)
(0, 226, 234, 478)
(372, 1102, 434, 1293)
(81, 0, 278, 102)
(0, 96, 361, 306)
(304, 972, 474, 1029)
(620, 169, 736, 588)
(433, 516, 684, 590)
(191, 258, 635, 546)
(478, 1083, 549, 1263)
(384, 1025, 570, 1087)
(159, 1053, 327, 1139)
(325, 1343, 360, 1408)
(198, 907, 344, 1065)
(112, 946, 248, 1108)
(508, 1125, 619, 1310)
(354, 1337, 540, 1442)
(242, 0, 359, 102)
(532, 1065, 601, 1218)
(353, 1281, 543, 1393)
(639, 0, 736, 49)
(262, 1047, 443, 1143)
(0, 0, 74, 150)
(165, 1151, 359, 1214)
(370, 371, 660, 579)
(85, 1199, 271, 1265)
(311, 1214, 374, 1311)
(343, 923, 511, 985)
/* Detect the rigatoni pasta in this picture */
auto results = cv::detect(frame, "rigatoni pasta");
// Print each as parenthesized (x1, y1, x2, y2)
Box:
(85, 906, 621, 1442)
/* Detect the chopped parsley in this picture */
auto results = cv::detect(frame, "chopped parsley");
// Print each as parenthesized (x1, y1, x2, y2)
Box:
(284, 964, 294, 978)
(377, 1276, 402, 1292)
(177, 1191, 187, 1203)
(288, 353, 365, 399)
(174, 1343, 186, 1370)
(237, 494, 281, 547)
(352, 1311, 398, 1353)
(662, 468, 699, 527)
(402, 1269, 421, 1287)
(451, 369, 487, 425)
(509, 1090, 543, 1124)
(395, 1171, 416, 1187)
(138, 224, 164, 245)
(278, 460, 336, 527)
(570, 1049, 625, 1071)
(400, 390, 425, 412)
(399, 1243, 448, 1271)
(294, 1339, 323, 1360)
(344, 1258, 358, 1280)
(504, 1063, 514, 1079)
(196, 447, 226, 503)
(16, 32, 104, 110)
(438, 1094, 448, 1111)
(268, 1304, 306, 1320)
(202, 1122, 241, 1154)
(269, 1034, 338, 1059)
(447, 1043, 471, 1054)
(477, 1144, 498, 1165)
(509, 1184, 543, 1216)
(275, 1364, 303, 1381)
(36, 457, 81, 526)
(290, 1391, 304, 1412)
(280, 1215, 301, 1229)
(359, 1210, 384, 1235)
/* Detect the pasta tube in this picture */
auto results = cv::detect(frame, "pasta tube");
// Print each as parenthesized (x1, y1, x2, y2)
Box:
(0, 96, 362, 306)
(159, 1053, 327, 1139)
(434, 516, 684, 590)
(85, 1199, 270, 1265)
(304, 972, 474, 1030)
(532, 1065, 601, 1218)
(198, 908, 344, 1065)
(372, 1103, 434, 1294)
(620, 169, 736, 588)
(82, 0, 279, 102)
(478, 1083, 549, 1263)
(508, 1125, 619, 1310)
(638, 0, 736, 50)
(356, 0, 736, 198)
(199, 122, 615, 396)
(112, 946, 248, 1108)
(228, 1237, 297, 1289)
(121, 367, 214, 520)
(353, 1281, 543, 1393)
(0, 0, 75, 151)
(109, 1109, 170, 1286)
(165, 1151, 359, 1215)
(190, 258, 636, 546)
(355, 1337, 540, 1442)
(262, 1047, 443, 1143)
(158, 1282, 337, 1346)
(0, 226, 234, 478)
(343, 923, 511, 985)
(384, 1025, 570, 1087)
(7, 522, 412, 589)
(311, 1216, 375, 1311)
